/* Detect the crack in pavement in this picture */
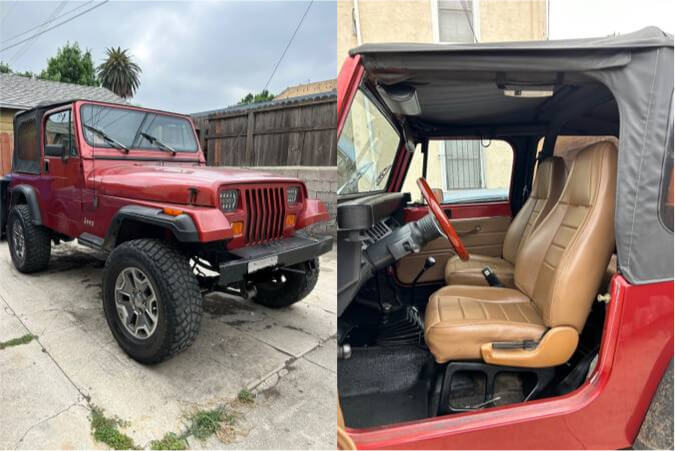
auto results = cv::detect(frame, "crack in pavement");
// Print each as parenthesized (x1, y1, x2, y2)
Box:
(13, 401, 83, 448)
(0, 292, 92, 401)
(247, 333, 336, 393)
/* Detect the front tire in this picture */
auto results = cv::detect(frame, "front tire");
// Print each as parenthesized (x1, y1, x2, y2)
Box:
(102, 239, 202, 364)
(252, 258, 320, 308)
(7, 204, 51, 273)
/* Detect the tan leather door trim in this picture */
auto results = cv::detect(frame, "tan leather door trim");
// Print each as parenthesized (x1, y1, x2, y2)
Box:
(395, 216, 512, 284)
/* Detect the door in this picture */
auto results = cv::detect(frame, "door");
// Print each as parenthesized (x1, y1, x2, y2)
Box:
(42, 108, 83, 237)
(395, 138, 515, 284)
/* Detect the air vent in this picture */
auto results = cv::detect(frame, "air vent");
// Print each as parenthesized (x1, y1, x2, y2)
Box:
(364, 220, 391, 243)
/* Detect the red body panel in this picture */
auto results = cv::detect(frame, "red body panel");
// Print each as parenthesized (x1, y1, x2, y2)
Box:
(347, 275, 674, 449)
(9, 100, 326, 249)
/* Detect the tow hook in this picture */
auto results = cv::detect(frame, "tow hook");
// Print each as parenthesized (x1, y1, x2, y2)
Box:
(239, 282, 257, 300)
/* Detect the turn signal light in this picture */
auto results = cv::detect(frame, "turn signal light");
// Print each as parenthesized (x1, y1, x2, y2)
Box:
(232, 221, 244, 236)
(162, 207, 184, 216)
(285, 214, 297, 227)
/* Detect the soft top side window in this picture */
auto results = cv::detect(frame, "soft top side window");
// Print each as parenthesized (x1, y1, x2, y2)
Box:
(45, 109, 77, 157)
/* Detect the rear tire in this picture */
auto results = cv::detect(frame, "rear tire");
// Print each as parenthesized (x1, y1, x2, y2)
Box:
(7, 204, 51, 273)
(102, 239, 202, 364)
(252, 258, 320, 308)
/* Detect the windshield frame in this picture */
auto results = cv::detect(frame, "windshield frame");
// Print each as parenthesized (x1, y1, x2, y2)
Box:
(337, 84, 402, 198)
(78, 102, 200, 154)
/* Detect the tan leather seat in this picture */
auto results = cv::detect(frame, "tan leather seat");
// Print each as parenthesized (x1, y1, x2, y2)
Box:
(426, 141, 617, 366)
(445, 156, 566, 287)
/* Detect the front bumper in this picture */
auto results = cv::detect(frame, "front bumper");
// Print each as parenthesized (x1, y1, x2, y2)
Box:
(218, 232, 333, 286)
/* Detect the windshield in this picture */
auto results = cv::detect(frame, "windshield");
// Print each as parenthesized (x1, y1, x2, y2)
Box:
(80, 104, 198, 152)
(337, 89, 400, 194)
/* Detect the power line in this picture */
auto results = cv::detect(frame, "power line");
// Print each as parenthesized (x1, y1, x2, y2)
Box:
(0, 0, 109, 53)
(262, 0, 314, 92)
(9, 1, 69, 64)
(2, 0, 94, 46)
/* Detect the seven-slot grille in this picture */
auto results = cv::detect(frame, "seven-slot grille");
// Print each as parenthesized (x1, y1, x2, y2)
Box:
(243, 186, 287, 244)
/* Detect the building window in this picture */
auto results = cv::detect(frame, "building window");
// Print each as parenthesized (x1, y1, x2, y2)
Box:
(438, 0, 476, 43)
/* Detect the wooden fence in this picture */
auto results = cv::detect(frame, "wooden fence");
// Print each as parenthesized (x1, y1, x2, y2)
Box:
(192, 92, 336, 167)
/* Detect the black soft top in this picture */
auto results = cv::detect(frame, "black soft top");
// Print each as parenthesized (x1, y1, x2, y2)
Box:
(351, 27, 673, 285)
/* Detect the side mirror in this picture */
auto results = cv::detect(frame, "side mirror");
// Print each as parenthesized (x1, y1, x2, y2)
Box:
(44, 143, 66, 158)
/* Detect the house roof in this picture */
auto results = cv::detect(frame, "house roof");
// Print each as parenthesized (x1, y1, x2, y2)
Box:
(0, 73, 127, 110)
(276, 79, 337, 100)
(190, 90, 336, 118)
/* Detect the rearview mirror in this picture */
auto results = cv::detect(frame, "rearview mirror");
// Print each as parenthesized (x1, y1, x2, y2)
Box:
(44, 143, 66, 158)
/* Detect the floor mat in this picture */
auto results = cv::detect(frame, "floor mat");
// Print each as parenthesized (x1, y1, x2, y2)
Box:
(339, 345, 433, 428)
(341, 382, 429, 428)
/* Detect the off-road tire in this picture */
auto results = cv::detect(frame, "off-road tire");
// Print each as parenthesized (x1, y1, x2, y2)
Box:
(102, 239, 202, 364)
(7, 204, 51, 273)
(252, 258, 320, 308)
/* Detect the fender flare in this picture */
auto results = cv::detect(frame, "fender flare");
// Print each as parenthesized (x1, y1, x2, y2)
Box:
(103, 205, 200, 251)
(9, 184, 42, 225)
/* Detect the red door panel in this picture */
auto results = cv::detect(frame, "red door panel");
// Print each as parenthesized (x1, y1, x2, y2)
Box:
(403, 201, 512, 223)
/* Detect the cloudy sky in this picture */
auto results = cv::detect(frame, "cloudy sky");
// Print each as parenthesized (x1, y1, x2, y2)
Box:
(0, 0, 336, 114)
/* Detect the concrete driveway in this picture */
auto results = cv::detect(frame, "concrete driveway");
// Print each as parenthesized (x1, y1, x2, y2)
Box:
(0, 240, 336, 450)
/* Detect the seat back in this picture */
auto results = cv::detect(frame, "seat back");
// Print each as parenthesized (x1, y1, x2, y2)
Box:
(514, 141, 617, 331)
(502, 156, 566, 264)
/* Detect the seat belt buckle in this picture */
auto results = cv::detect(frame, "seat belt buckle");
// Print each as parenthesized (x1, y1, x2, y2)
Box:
(481, 266, 503, 287)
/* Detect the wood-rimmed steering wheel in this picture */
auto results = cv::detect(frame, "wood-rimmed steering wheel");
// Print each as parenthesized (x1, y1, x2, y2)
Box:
(416, 177, 470, 261)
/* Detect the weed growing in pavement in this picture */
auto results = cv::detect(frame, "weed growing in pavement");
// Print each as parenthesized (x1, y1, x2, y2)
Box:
(149, 432, 188, 450)
(237, 388, 256, 404)
(186, 406, 237, 440)
(90, 405, 137, 450)
(0, 334, 36, 350)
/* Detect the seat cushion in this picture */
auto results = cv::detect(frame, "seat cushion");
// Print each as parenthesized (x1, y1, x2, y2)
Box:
(444, 254, 515, 287)
(424, 285, 546, 363)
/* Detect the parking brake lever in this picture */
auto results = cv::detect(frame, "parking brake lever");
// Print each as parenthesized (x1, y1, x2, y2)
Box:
(411, 256, 436, 305)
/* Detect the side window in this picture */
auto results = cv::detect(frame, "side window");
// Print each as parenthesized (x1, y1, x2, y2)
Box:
(660, 124, 674, 232)
(45, 110, 77, 157)
(14, 119, 39, 174)
(403, 139, 513, 204)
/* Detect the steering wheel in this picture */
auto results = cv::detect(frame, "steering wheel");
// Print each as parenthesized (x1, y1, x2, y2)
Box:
(416, 177, 470, 261)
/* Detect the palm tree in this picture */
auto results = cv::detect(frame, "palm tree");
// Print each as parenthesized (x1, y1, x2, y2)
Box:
(97, 47, 142, 98)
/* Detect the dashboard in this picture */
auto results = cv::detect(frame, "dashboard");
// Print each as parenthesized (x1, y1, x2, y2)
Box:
(337, 192, 440, 316)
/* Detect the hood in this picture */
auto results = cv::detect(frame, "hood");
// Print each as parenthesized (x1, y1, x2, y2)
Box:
(95, 164, 302, 206)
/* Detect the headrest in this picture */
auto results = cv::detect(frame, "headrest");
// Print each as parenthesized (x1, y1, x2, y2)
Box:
(532, 156, 565, 199)
(561, 140, 618, 207)
(554, 136, 619, 166)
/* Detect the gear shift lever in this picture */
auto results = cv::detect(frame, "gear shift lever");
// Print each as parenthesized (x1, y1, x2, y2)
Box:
(411, 256, 436, 305)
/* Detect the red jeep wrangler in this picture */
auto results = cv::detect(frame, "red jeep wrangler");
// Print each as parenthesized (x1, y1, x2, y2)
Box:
(0, 99, 332, 364)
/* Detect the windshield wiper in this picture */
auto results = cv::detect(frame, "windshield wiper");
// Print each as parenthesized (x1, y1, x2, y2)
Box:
(140, 132, 176, 156)
(375, 164, 392, 185)
(83, 124, 129, 153)
(337, 162, 374, 195)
